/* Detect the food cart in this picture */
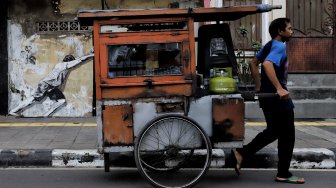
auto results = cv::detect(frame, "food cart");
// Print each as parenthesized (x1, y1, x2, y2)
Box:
(78, 4, 281, 188)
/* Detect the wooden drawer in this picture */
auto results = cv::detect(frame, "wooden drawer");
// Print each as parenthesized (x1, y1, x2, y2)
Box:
(102, 105, 133, 146)
(212, 98, 245, 142)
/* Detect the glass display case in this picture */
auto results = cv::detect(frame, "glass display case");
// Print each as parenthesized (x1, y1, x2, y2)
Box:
(94, 18, 195, 99)
(107, 42, 182, 78)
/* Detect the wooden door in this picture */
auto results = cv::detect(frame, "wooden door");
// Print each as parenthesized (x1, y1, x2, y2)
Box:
(287, 0, 336, 73)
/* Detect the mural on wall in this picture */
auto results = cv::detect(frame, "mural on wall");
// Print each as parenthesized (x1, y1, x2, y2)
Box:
(8, 22, 94, 117)
(9, 53, 94, 117)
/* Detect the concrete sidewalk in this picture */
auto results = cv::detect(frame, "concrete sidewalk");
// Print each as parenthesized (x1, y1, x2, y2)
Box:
(0, 116, 335, 169)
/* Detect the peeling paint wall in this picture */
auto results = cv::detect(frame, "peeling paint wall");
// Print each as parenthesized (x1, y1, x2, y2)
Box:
(8, 0, 95, 117)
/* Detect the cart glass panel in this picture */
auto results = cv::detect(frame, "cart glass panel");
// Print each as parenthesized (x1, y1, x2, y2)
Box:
(107, 42, 182, 78)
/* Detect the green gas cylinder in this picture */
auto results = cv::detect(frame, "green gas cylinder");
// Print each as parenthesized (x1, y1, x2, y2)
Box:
(209, 69, 237, 94)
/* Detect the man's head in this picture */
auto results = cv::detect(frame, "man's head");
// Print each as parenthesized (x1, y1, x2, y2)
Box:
(63, 55, 75, 62)
(269, 18, 293, 41)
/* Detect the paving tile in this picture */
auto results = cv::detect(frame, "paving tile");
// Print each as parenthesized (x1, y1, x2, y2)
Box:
(73, 139, 96, 145)
(0, 120, 335, 152)
(53, 136, 76, 142)
(2, 142, 27, 149)
(0, 135, 15, 142)
(33, 135, 57, 140)
(48, 141, 75, 149)
(70, 143, 97, 150)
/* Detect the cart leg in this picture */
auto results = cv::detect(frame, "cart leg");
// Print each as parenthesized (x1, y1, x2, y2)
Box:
(104, 152, 110, 172)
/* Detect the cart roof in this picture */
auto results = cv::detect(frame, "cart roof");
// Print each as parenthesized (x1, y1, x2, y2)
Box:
(77, 4, 281, 26)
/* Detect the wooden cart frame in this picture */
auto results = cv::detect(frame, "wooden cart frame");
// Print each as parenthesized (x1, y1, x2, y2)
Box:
(78, 4, 281, 188)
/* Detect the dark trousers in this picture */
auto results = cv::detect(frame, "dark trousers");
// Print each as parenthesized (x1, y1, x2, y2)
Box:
(237, 108, 295, 178)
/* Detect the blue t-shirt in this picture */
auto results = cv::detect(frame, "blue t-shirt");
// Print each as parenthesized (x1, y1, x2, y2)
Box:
(255, 40, 294, 111)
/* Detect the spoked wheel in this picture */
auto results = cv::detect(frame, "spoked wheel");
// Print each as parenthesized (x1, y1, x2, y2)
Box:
(135, 115, 212, 188)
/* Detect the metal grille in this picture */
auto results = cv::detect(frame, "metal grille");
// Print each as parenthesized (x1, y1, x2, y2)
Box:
(37, 21, 90, 33)
(221, 0, 262, 84)
(287, 0, 335, 37)
(287, 0, 336, 72)
(223, 0, 262, 50)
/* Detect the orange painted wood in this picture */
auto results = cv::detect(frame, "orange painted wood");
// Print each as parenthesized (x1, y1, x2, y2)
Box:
(96, 17, 189, 27)
(93, 20, 102, 100)
(103, 105, 134, 145)
(187, 18, 196, 76)
(101, 84, 192, 99)
(98, 32, 189, 42)
(100, 79, 192, 87)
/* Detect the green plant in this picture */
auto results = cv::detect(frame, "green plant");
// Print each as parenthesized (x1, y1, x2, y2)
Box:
(236, 25, 262, 85)
(239, 25, 248, 36)
(251, 40, 262, 51)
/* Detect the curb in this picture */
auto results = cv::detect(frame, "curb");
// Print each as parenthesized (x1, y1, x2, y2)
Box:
(0, 148, 335, 169)
(52, 149, 104, 167)
(291, 148, 335, 169)
(226, 148, 336, 169)
(0, 149, 52, 167)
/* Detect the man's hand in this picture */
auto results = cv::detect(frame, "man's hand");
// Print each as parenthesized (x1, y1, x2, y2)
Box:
(263, 61, 289, 100)
(254, 83, 261, 92)
(277, 88, 289, 100)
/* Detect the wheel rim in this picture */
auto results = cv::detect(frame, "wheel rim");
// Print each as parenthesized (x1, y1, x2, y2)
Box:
(135, 115, 212, 188)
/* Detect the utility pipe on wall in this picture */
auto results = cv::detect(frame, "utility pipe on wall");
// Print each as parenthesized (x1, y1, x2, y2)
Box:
(262, 0, 272, 44)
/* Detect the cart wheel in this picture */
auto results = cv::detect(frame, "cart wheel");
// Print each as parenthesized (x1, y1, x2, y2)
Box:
(141, 149, 194, 173)
(104, 153, 110, 172)
(135, 114, 212, 188)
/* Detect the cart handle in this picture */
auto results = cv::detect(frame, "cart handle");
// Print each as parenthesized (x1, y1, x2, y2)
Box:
(254, 93, 279, 99)
(241, 92, 279, 101)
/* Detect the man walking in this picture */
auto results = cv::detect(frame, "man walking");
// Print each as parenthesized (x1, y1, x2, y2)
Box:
(231, 18, 305, 184)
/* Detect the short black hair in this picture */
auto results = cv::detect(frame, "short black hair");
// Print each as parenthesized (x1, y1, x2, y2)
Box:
(63, 55, 75, 62)
(269, 18, 291, 39)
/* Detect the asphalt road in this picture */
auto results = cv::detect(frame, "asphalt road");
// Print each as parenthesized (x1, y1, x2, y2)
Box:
(0, 168, 335, 188)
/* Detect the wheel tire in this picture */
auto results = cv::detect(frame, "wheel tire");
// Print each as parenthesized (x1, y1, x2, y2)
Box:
(135, 114, 212, 188)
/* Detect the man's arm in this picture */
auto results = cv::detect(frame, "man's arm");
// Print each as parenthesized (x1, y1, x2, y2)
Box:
(66, 54, 94, 69)
(249, 57, 261, 91)
(263, 61, 289, 99)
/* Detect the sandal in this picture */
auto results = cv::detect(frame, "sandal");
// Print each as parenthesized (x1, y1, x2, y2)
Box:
(231, 149, 242, 175)
(275, 176, 305, 184)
